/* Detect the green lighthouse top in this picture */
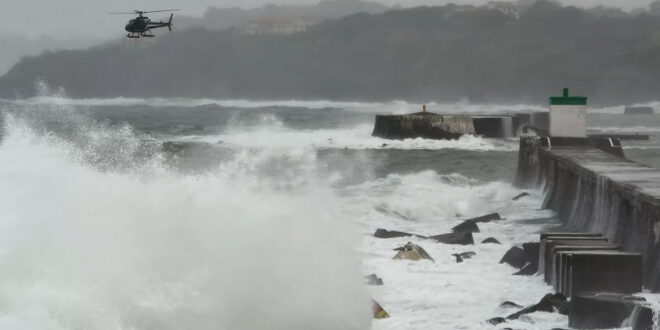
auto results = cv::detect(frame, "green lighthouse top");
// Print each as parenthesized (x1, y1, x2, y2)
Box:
(550, 88, 587, 106)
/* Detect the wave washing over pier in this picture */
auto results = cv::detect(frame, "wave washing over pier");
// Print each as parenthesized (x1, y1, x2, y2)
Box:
(2, 90, 660, 329)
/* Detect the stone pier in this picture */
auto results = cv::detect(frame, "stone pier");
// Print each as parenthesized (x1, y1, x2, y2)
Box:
(372, 111, 549, 139)
(515, 136, 660, 291)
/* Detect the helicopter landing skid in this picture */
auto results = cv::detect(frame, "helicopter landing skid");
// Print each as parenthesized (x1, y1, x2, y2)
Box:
(127, 33, 140, 38)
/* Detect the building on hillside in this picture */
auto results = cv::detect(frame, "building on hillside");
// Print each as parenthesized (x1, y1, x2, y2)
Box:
(450, 4, 479, 12)
(485, 1, 519, 17)
(243, 16, 311, 36)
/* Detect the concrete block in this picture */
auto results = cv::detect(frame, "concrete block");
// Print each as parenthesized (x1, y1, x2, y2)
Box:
(374, 229, 421, 239)
(468, 212, 502, 223)
(553, 246, 621, 293)
(481, 237, 501, 244)
(500, 246, 526, 269)
(373, 300, 390, 319)
(513, 135, 541, 188)
(393, 242, 435, 262)
(540, 236, 609, 282)
(630, 304, 654, 330)
(522, 242, 540, 272)
(564, 251, 642, 297)
(429, 231, 474, 245)
(540, 232, 602, 240)
(452, 220, 479, 233)
(569, 292, 646, 329)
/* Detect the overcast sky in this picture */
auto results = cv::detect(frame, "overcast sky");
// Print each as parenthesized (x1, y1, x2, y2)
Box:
(2, 0, 656, 39)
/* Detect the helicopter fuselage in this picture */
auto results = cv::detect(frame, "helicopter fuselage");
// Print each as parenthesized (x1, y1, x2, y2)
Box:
(124, 14, 173, 38)
(125, 17, 151, 33)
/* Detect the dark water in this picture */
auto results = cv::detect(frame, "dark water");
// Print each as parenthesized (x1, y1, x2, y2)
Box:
(1, 100, 521, 185)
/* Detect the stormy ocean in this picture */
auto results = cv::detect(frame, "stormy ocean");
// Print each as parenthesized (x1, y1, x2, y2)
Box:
(0, 86, 659, 330)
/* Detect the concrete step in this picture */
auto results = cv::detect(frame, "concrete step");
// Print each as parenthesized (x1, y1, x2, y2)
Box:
(569, 292, 647, 329)
(541, 237, 610, 283)
(563, 251, 642, 297)
(553, 246, 621, 293)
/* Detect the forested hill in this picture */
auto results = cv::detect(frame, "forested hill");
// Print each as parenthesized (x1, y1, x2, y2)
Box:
(3, 1, 660, 105)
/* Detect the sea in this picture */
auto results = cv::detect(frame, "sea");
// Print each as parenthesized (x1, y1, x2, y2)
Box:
(0, 86, 659, 330)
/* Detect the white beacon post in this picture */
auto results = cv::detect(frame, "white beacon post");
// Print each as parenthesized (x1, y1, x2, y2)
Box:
(549, 88, 587, 138)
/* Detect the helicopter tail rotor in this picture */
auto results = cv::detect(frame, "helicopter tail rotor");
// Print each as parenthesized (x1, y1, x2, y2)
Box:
(168, 13, 174, 31)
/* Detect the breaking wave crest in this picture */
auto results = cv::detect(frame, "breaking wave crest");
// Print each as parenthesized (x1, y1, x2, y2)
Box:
(0, 97, 371, 330)
(180, 114, 517, 151)
(5, 95, 545, 115)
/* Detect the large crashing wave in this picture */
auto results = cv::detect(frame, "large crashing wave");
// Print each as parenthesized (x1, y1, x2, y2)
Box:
(0, 87, 371, 330)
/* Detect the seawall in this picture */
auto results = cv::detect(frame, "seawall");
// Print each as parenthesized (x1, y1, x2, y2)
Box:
(515, 136, 660, 290)
(372, 112, 549, 139)
(372, 112, 475, 140)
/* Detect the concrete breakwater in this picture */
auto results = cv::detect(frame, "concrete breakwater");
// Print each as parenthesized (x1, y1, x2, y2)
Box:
(372, 111, 649, 141)
(372, 111, 549, 139)
(515, 136, 660, 291)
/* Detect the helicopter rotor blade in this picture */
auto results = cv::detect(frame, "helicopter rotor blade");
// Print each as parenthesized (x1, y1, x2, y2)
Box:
(142, 9, 180, 14)
(109, 9, 178, 15)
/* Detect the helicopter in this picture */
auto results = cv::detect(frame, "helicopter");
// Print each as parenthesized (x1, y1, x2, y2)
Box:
(111, 9, 179, 38)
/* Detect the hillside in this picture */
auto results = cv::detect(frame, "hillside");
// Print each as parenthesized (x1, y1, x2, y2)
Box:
(175, 0, 389, 31)
(3, 1, 660, 105)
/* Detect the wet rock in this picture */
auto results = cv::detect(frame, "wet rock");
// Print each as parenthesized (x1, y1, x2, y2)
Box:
(481, 237, 501, 244)
(393, 242, 435, 262)
(487, 317, 506, 325)
(506, 293, 569, 320)
(468, 212, 502, 223)
(374, 229, 421, 239)
(429, 231, 474, 245)
(365, 274, 383, 286)
(513, 263, 537, 276)
(373, 300, 390, 319)
(512, 192, 530, 201)
(452, 220, 480, 233)
(499, 246, 527, 269)
(459, 251, 476, 258)
(161, 141, 188, 153)
(631, 304, 654, 330)
(452, 251, 476, 263)
(517, 314, 535, 324)
(374, 206, 410, 220)
(500, 301, 524, 309)
(569, 292, 646, 329)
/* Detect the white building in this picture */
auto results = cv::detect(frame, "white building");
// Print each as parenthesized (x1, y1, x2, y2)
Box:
(549, 88, 588, 138)
(486, 1, 519, 17)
